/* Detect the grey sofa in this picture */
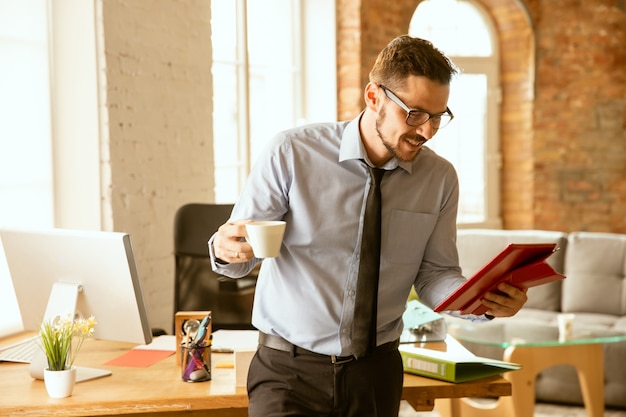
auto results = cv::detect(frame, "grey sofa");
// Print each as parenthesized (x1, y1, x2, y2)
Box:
(452, 229, 626, 409)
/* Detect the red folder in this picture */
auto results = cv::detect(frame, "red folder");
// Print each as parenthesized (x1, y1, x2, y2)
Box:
(433, 243, 566, 316)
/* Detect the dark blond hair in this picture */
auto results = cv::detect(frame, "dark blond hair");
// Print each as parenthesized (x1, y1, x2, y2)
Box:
(369, 35, 457, 91)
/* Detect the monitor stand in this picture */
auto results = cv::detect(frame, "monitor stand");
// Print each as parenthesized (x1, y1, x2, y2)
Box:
(42, 281, 82, 322)
(29, 282, 112, 382)
(29, 350, 112, 382)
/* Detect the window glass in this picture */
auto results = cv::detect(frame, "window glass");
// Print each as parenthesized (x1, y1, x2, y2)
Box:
(247, 0, 299, 163)
(0, 0, 53, 228)
(212, 63, 240, 202)
(430, 74, 487, 223)
(211, 0, 243, 203)
(410, 0, 492, 57)
(410, 0, 499, 225)
(213, 0, 300, 203)
(211, 0, 237, 62)
(0, 0, 51, 335)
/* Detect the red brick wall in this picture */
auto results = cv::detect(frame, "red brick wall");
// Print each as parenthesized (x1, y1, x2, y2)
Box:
(337, 0, 626, 233)
(336, 0, 417, 120)
(530, 1, 626, 233)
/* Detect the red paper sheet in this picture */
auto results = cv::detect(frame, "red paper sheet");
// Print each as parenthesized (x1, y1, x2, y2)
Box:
(104, 349, 174, 367)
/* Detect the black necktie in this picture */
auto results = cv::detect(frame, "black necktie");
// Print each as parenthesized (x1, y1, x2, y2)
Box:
(352, 165, 385, 358)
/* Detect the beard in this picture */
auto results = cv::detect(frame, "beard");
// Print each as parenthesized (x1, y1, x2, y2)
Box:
(375, 106, 425, 163)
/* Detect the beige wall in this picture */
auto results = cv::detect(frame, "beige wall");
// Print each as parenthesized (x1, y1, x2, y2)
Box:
(100, 0, 214, 333)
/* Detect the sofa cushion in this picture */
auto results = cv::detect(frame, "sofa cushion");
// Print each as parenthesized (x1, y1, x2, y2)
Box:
(456, 229, 568, 311)
(562, 232, 626, 316)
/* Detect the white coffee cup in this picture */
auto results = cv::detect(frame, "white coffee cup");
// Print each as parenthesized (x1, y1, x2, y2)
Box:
(245, 221, 286, 258)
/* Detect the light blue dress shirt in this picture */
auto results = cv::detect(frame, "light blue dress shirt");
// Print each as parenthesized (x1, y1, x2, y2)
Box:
(210, 114, 469, 356)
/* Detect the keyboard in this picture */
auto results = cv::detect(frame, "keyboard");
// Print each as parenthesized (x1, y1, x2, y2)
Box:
(0, 335, 39, 363)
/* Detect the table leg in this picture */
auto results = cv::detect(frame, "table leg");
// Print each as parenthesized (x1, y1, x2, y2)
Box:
(504, 343, 604, 417)
(576, 344, 604, 417)
(435, 342, 605, 417)
(434, 398, 455, 417)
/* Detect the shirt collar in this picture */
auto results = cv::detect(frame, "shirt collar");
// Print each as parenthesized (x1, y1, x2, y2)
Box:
(338, 112, 413, 173)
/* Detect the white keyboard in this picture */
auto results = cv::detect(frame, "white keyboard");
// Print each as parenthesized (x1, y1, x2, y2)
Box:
(0, 336, 39, 363)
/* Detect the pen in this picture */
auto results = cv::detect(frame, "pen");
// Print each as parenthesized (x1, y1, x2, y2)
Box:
(181, 319, 200, 378)
(194, 314, 211, 345)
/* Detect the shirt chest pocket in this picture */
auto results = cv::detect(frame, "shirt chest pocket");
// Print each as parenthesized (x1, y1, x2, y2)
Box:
(385, 210, 437, 264)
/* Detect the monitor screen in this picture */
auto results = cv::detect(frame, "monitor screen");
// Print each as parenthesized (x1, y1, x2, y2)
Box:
(0, 227, 152, 346)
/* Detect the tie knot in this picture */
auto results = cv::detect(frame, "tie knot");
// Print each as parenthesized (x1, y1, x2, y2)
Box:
(367, 166, 385, 186)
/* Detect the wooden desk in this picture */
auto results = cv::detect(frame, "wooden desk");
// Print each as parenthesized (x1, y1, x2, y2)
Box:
(0, 336, 511, 416)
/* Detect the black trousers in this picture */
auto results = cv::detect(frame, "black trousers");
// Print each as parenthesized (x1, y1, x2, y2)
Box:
(247, 343, 404, 417)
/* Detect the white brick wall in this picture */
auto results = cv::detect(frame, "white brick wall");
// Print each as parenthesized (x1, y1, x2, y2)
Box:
(101, 0, 214, 333)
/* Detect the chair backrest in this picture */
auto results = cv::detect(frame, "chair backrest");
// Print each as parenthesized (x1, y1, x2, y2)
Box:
(174, 203, 234, 257)
(173, 203, 256, 332)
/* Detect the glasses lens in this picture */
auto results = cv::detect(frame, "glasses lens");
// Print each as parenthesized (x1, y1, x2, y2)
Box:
(435, 114, 452, 129)
(406, 112, 453, 129)
(406, 111, 430, 126)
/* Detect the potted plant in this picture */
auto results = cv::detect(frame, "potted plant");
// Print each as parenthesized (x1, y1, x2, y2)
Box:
(39, 314, 96, 398)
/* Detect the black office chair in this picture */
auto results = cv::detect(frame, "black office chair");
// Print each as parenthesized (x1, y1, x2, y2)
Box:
(173, 203, 257, 333)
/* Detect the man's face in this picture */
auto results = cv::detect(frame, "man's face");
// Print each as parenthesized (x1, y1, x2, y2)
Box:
(375, 76, 450, 163)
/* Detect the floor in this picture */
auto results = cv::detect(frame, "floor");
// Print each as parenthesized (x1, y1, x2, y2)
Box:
(398, 400, 626, 417)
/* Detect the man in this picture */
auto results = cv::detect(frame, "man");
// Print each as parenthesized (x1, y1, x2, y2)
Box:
(210, 35, 528, 417)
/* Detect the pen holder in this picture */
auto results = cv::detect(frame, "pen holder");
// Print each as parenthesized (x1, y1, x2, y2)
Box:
(181, 343, 211, 382)
(175, 311, 211, 364)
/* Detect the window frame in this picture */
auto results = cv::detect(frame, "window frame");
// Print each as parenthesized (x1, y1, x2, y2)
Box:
(211, 0, 337, 203)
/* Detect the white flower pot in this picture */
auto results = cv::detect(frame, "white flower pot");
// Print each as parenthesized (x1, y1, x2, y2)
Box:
(43, 366, 77, 398)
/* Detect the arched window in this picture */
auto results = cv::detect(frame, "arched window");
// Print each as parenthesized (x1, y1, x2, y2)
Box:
(410, 0, 501, 227)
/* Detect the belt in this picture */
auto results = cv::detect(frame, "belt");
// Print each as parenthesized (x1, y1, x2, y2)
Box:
(258, 332, 399, 365)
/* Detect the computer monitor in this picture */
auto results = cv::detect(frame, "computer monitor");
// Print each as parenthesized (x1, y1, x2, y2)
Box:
(0, 227, 153, 346)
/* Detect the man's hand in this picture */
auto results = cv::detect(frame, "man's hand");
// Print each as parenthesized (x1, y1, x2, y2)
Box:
(213, 220, 254, 263)
(481, 282, 528, 318)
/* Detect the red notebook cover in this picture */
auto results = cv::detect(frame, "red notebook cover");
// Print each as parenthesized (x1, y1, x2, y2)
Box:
(433, 243, 566, 316)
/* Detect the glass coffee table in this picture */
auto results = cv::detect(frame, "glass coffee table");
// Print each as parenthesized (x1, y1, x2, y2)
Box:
(436, 317, 626, 417)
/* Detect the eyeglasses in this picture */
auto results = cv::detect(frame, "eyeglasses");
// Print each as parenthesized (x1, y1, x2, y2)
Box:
(379, 85, 454, 129)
